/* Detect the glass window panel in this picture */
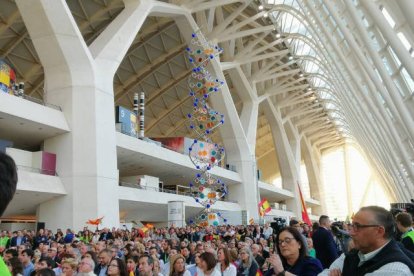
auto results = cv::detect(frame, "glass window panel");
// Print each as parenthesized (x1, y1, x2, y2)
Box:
(369, 31, 381, 52)
(389, 46, 401, 67)
(393, 77, 407, 98)
(401, 67, 414, 94)
(381, 8, 396, 28)
(385, 106, 394, 121)
(397, 32, 411, 51)
(381, 56, 393, 75)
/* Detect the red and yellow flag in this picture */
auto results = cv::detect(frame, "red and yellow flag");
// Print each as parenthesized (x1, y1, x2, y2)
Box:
(258, 198, 271, 217)
(298, 183, 311, 226)
(86, 216, 104, 226)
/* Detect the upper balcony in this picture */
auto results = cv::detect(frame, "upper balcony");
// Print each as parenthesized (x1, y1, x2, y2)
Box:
(116, 132, 242, 186)
(2, 166, 66, 220)
(0, 93, 69, 149)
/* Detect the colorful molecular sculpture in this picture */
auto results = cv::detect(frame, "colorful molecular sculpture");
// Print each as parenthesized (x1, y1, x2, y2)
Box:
(188, 210, 227, 227)
(186, 31, 228, 221)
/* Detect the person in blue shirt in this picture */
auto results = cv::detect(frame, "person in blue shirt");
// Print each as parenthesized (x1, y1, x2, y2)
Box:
(265, 227, 323, 276)
(64, 229, 75, 244)
(19, 249, 34, 276)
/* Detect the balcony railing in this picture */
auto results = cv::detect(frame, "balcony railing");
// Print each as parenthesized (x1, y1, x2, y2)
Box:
(17, 165, 58, 176)
(116, 129, 238, 172)
(11, 94, 62, 111)
(119, 181, 238, 203)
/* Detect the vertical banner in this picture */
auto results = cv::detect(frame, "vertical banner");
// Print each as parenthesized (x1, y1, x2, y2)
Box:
(139, 92, 145, 138)
(298, 183, 312, 225)
(168, 201, 185, 227)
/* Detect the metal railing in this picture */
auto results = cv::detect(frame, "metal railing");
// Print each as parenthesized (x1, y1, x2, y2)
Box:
(17, 165, 58, 176)
(116, 129, 234, 171)
(10, 93, 62, 111)
(119, 181, 238, 203)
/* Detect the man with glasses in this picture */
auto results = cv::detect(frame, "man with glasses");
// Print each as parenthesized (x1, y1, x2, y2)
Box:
(47, 247, 59, 268)
(312, 215, 338, 269)
(319, 206, 414, 275)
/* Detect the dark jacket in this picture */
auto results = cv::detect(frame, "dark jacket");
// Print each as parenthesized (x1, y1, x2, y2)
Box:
(342, 239, 414, 276)
(94, 264, 108, 275)
(265, 256, 323, 276)
(312, 227, 338, 268)
(99, 232, 113, 241)
(10, 236, 27, 247)
(237, 259, 259, 276)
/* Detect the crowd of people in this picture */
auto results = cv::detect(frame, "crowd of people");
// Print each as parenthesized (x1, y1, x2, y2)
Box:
(1, 207, 414, 276)
(2, 148, 414, 276)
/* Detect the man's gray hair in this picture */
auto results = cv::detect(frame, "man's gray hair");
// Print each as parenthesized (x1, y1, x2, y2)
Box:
(360, 206, 395, 239)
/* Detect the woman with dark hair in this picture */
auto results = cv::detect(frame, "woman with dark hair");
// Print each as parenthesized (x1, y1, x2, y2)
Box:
(198, 252, 220, 276)
(107, 258, 128, 276)
(6, 256, 23, 276)
(35, 268, 55, 276)
(217, 248, 237, 276)
(237, 247, 259, 276)
(126, 255, 139, 276)
(80, 229, 92, 243)
(54, 230, 64, 244)
(123, 244, 133, 260)
(265, 227, 322, 276)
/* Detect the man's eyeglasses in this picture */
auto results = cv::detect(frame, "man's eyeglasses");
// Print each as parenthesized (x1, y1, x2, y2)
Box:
(278, 237, 296, 245)
(350, 222, 381, 231)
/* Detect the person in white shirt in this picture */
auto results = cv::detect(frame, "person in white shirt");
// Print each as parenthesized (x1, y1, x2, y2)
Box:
(318, 206, 414, 276)
(263, 223, 273, 240)
(199, 252, 221, 276)
(216, 248, 237, 276)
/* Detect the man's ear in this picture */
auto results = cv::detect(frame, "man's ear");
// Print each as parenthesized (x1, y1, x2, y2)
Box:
(378, 225, 386, 238)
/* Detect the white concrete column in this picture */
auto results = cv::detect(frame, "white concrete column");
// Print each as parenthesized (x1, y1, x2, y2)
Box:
(395, 0, 414, 35)
(17, 0, 153, 231)
(168, 201, 185, 227)
(263, 99, 301, 217)
(301, 137, 325, 215)
(227, 66, 259, 153)
(284, 121, 301, 170)
(343, 144, 353, 216)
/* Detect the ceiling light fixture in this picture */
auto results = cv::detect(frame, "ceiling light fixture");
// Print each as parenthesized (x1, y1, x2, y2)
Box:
(258, 5, 264, 10)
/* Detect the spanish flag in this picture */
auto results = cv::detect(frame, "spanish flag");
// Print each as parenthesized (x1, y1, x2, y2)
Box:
(258, 198, 271, 217)
(298, 183, 311, 226)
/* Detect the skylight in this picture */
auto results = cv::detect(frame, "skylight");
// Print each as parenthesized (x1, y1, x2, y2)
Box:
(381, 7, 396, 28)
